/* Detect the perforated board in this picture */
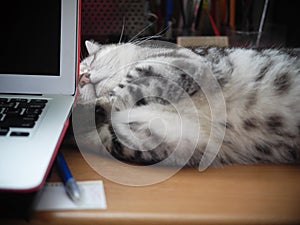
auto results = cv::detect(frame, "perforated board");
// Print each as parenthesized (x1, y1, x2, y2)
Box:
(81, 0, 148, 39)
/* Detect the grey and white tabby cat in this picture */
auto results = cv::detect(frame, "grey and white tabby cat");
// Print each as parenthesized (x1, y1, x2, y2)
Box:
(74, 40, 300, 167)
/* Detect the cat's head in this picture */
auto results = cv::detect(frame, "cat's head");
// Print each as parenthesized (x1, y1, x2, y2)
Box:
(79, 41, 138, 101)
(80, 40, 119, 77)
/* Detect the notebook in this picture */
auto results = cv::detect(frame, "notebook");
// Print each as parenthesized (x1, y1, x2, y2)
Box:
(0, 1, 80, 192)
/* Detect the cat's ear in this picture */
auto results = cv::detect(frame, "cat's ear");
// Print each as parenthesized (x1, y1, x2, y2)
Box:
(85, 40, 101, 55)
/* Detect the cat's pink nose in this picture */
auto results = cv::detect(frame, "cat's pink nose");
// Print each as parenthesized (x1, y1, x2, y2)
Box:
(79, 73, 91, 87)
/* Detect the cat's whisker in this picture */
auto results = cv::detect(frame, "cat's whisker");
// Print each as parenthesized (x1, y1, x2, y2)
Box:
(129, 12, 172, 45)
(155, 23, 172, 37)
(119, 17, 126, 44)
(79, 47, 84, 62)
(131, 21, 173, 45)
(132, 35, 163, 46)
(128, 22, 155, 43)
(133, 23, 172, 46)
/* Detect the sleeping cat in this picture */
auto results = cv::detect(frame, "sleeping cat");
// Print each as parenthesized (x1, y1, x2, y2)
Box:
(73, 40, 300, 168)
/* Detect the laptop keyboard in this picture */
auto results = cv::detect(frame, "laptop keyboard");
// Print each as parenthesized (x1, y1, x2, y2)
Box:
(0, 97, 48, 137)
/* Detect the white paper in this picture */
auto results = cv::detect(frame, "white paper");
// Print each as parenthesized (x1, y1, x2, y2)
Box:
(34, 180, 107, 210)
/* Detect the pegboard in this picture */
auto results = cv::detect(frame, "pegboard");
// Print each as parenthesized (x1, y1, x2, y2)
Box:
(81, 0, 149, 40)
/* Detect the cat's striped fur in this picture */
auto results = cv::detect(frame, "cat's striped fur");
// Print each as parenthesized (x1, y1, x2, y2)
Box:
(75, 40, 300, 167)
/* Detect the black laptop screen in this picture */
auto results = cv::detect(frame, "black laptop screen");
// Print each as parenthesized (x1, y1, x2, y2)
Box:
(0, 0, 61, 76)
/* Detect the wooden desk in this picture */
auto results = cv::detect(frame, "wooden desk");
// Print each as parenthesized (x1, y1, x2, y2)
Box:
(3, 141, 300, 225)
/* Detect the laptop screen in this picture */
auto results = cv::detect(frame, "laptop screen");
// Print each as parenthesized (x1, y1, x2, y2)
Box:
(0, 1, 61, 76)
(0, 0, 78, 95)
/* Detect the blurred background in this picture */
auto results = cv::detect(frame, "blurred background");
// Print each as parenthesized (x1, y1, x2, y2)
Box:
(81, 0, 300, 54)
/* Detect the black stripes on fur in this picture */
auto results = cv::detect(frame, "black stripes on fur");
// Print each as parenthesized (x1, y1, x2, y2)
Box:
(245, 91, 258, 110)
(255, 143, 272, 155)
(266, 114, 284, 134)
(256, 61, 272, 82)
(274, 73, 291, 94)
(243, 118, 259, 130)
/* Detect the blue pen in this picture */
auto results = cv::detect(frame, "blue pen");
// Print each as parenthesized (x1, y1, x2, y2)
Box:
(56, 151, 81, 202)
(165, 0, 172, 28)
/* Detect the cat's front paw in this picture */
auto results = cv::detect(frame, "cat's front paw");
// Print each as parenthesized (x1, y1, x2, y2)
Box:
(79, 73, 91, 87)
(112, 65, 153, 94)
(127, 65, 154, 82)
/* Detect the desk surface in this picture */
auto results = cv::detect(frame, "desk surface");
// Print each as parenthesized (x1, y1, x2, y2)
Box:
(3, 140, 300, 225)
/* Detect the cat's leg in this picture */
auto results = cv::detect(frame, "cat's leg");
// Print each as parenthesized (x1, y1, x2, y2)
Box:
(115, 58, 202, 96)
(110, 77, 182, 111)
(109, 58, 224, 116)
(111, 56, 224, 107)
(105, 103, 202, 166)
(109, 58, 208, 111)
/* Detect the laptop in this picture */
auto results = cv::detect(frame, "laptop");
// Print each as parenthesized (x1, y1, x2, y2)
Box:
(0, 0, 80, 192)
